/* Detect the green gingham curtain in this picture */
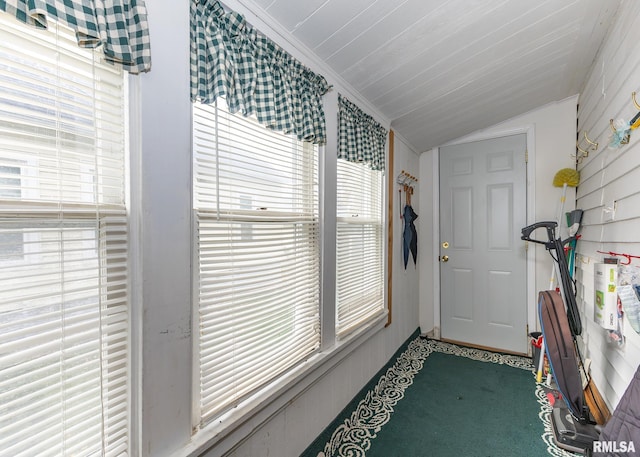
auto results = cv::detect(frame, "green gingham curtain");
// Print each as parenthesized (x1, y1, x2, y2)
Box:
(0, 0, 151, 74)
(191, 0, 330, 144)
(338, 94, 387, 171)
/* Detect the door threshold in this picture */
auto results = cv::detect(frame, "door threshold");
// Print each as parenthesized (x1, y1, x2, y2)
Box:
(440, 338, 528, 357)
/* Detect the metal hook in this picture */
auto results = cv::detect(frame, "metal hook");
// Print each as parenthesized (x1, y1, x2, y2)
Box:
(574, 142, 588, 163)
(633, 91, 640, 110)
(583, 131, 598, 150)
(574, 131, 598, 163)
(576, 142, 589, 156)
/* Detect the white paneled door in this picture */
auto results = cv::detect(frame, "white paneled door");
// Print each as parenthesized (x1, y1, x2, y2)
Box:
(439, 134, 528, 354)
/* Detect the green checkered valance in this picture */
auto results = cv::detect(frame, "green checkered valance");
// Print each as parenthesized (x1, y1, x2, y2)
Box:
(0, 0, 151, 74)
(338, 94, 387, 171)
(191, 0, 330, 144)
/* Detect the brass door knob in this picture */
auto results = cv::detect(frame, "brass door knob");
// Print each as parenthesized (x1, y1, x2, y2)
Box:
(441, 255, 449, 262)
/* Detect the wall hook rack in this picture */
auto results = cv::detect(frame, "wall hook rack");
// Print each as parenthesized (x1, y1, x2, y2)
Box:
(396, 170, 417, 213)
(596, 250, 640, 265)
(396, 170, 417, 186)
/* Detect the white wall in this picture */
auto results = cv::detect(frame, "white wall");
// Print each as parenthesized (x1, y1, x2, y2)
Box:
(573, 0, 640, 411)
(135, 1, 193, 455)
(418, 149, 437, 335)
(390, 135, 422, 342)
(418, 97, 578, 340)
(135, 1, 421, 456)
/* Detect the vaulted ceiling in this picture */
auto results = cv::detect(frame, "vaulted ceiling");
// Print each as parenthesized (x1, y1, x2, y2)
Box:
(242, 0, 621, 152)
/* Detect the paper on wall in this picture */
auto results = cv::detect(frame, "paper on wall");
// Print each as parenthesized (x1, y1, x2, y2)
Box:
(618, 264, 640, 334)
(594, 263, 618, 330)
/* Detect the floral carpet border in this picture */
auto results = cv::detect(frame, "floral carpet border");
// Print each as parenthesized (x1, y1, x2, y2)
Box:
(316, 338, 534, 457)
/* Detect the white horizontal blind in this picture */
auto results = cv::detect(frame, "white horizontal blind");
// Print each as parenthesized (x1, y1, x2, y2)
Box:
(0, 14, 129, 457)
(193, 99, 320, 424)
(336, 159, 384, 338)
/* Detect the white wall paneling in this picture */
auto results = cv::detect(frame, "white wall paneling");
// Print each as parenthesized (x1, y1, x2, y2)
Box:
(574, 0, 640, 411)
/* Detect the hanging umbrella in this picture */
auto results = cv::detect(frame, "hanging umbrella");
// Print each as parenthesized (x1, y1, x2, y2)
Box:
(402, 186, 418, 269)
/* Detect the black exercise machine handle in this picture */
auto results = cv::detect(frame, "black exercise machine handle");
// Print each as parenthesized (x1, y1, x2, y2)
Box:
(521, 220, 583, 336)
(520, 221, 557, 248)
(521, 221, 576, 249)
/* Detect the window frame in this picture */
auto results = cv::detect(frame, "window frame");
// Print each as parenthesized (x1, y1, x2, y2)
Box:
(335, 158, 386, 338)
(187, 97, 390, 452)
(0, 13, 131, 456)
(191, 99, 322, 429)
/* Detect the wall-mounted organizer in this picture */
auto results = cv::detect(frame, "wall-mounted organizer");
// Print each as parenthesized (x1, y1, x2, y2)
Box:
(396, 169, 417, 208)
(396, 170, 417, 186)
(574, 91, 640, 156)
(578, 88, 640, 346)
(580, 92, 640, 343)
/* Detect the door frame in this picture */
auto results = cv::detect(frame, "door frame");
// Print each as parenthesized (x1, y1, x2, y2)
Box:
(432, 124, 537, 354)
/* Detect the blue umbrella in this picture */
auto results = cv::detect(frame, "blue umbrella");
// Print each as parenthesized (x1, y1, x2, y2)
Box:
(402, 203, 418, 269)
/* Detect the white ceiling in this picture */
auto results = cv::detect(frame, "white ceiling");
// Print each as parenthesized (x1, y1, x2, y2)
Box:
(242, 0, 621, 152)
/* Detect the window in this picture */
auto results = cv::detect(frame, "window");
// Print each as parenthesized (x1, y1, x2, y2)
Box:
(0, 165, 24, 260)
(336, 159, 384, 337)
(192, 99, 320, 425)
(0, 165, 20, 198)
(0, 14, 129, 456)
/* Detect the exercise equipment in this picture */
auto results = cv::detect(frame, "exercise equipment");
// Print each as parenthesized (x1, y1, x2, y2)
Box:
(521, 221, 598, 454)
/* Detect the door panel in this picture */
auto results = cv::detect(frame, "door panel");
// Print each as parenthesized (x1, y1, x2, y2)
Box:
(440, 134, 527, 354)
(452, 268, 473, 320)
(452, 187, 473, 248)
(487, 184, 512, 249)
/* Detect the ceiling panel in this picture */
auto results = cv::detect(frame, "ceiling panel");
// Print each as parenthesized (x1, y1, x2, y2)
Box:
(323, 0, 446, 73)
(340, 0, 502, 93)
(372, 17, 580, 117)
(241, 0, 622, 152)
(289, 0, 376, 45)
(310, 0, 403, 60)
(263, 0, 327, 31)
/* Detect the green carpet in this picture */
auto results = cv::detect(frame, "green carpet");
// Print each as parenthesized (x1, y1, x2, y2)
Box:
(366, 351, 540, 456)
(302, 337, 573, 457)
